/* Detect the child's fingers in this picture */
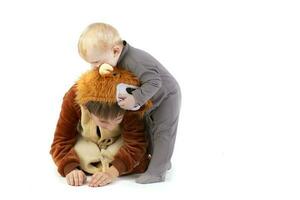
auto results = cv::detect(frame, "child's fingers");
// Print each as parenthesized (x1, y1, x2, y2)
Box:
(96, 175, 108, 187)
(118, 94, 128, 101)
(119, 101, 126, 107)
(118, 99, 127, 106)
(99, 177, 111, 186)
(74, 172, 79, 186)
(78, 172, 84, 185)
(68, 174, 74, 186)
(89, 173, 102, 186)
(66, 177, 70, 185)
(117, 98, 126, 103)
(81, 172, 87, 184)
(99, 180, 108, 186)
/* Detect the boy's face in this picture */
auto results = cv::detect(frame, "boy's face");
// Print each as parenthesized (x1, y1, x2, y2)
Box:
(83, 45, 122, 68)
(90, 113, 124, 131)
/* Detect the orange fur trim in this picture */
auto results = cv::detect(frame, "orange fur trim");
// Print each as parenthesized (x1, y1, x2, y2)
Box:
(75, 67, 152, 117)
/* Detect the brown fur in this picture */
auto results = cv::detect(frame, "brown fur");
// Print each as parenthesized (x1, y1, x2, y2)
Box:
(75, 67, 152, 117)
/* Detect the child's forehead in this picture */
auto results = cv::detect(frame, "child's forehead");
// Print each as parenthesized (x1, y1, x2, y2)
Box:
(85, 48, 108, 62)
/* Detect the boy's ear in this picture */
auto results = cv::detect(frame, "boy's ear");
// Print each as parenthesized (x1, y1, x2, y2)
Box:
(82, 105, 87, 109)
(113, 45, 121, 56)
(82, 105, 89, 112)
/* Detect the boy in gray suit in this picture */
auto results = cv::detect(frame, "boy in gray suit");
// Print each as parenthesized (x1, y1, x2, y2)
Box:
(78, 23, 181, 184)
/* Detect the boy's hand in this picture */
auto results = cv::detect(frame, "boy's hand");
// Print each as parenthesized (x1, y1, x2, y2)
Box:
(89, 166, 119, 187)
(117, 93, 136, 110)
(66, 169, 86, 186)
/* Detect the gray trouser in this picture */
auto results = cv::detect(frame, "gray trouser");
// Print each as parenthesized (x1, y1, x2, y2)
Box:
(144, 87, 181, 175)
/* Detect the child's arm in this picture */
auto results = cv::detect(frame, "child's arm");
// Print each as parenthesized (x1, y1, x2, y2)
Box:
(117, 64, 161, 110)
(131, 65, 162, 107)
(50, 86, 81, 177)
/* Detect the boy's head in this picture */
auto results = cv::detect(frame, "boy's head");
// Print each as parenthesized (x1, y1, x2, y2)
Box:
(85, 101, 124, 130)
(75, 64, 153, 124)
(78, 23, 123, 68)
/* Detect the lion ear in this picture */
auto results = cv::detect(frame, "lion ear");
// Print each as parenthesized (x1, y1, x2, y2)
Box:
(99, 63, 114, 76)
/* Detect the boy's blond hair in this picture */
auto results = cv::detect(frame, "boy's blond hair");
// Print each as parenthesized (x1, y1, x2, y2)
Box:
(78, 23, 122, 58)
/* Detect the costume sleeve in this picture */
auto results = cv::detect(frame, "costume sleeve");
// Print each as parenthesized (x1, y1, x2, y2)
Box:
(111, 112, 148, 175)
(50, 86, 81, 177)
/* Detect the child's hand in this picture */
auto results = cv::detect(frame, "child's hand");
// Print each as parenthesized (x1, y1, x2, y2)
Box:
(89, 166, 119, 187)
(117, 93, 136, 110)
(66, 169, 86, 186)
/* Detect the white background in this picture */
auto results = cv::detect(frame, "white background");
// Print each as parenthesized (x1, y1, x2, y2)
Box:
(0, 0, 299, 199)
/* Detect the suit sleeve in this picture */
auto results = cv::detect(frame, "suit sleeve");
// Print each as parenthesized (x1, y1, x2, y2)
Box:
(111, 112, 148, 175)
(50, 86, 81, 177)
